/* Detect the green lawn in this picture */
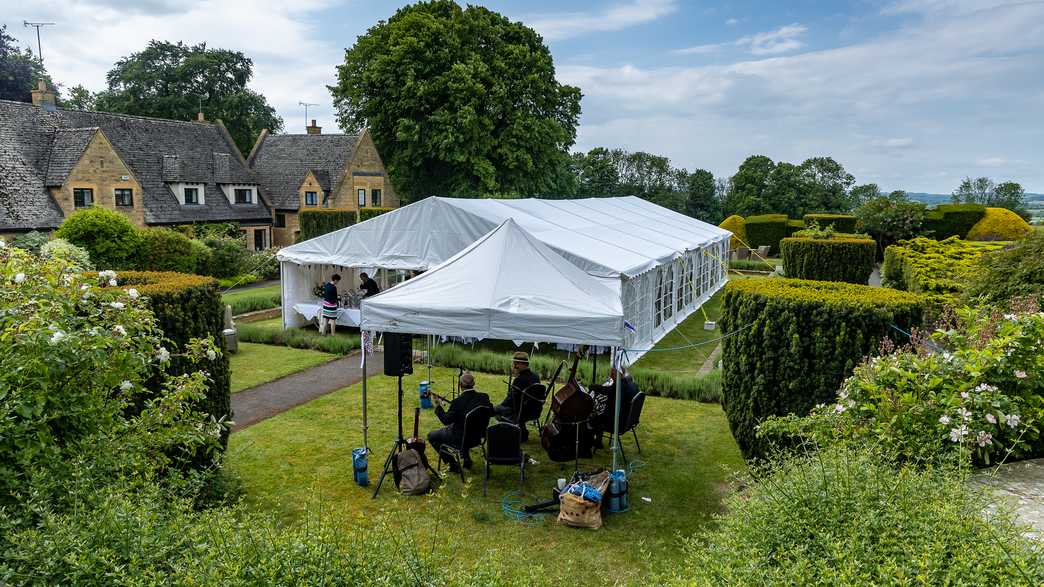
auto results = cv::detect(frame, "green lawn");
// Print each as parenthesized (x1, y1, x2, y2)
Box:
(222, 285, 281, 315)
(230, 342, 336, 393)
(633, 289, 724, 374)
(227, 367, 746, 584)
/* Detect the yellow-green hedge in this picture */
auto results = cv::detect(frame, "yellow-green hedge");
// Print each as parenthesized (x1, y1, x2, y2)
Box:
(720, 215, 747, 250)
(781, 237, 876, 284)
(881, 237, 1006, 301)
(966, 207, 1032, 241)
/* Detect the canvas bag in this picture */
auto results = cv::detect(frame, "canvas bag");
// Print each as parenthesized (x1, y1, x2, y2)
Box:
(558, 471, 610, 529)
(394, 449, 431, 496)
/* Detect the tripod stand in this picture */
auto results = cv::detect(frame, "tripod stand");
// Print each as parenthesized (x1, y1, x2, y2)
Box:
(372, 374, 406, 498)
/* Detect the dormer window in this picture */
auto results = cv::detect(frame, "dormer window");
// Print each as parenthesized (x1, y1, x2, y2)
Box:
(170, 183, 205, 206)
(304, 191, 318, 206)
(234, 188, 253, 204)
(184, 187, 200, 205)
(218, 184, 257, 206)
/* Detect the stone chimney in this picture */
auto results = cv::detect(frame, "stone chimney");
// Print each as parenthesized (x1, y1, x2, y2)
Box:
(306, 119, 321, 135)
(197, 111, 206, 122)
(31, 80, 57, 111)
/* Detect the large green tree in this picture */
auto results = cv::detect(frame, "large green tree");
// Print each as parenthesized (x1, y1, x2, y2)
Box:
(797, 156, 856, 213)
(94, 41, 282, 155)
(731, 155, 776, 216)
(0, 25, 54, 102)
(685, 168, 719, 222)
(331, 1, 582, 201)
(730, 154, 856, 217)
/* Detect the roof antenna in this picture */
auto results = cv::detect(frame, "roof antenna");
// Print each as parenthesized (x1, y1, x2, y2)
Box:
(23, 21, 55, 63)
(299, 101, 318, 130)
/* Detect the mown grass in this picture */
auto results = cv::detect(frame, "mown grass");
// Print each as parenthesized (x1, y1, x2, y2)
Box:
(633, 290, 724, 375)
(237, 317, 361, 354)
(227, 366, 746, 585)
(229, 342, 337, 393)
(222, 285, 281, 315)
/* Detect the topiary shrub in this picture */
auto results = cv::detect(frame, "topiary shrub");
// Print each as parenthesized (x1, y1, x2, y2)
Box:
(200, 237, 248, 278)
(113, 271, 231, 450)
(780, 236, 875, 283)
(189, 239, 212, 276)
(299, 210, 356, 241)
(12, 230, 49, 253)
(40, 238, 93, 271)
(670, 447, 1044, 585)
(802, 213, 858, 233)
(720, 278, 924, 460)
(966, 207, 1033, 241)
(138, 228, 197, 273)
(358, 207, 394, 223)
(744, 214, 789, 254)
(922, 203, 986, 239)
(718, 215, 747, 250)
(962, 232, 1044, 307)
(55, 207, 141, 270)
(882, 237, 1006, 303)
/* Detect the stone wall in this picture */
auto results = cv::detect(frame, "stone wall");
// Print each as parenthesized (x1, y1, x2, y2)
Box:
(53, 131, 145, 227)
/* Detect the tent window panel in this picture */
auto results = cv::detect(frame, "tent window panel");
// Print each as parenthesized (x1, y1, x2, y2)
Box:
(676, 259, 687, 313)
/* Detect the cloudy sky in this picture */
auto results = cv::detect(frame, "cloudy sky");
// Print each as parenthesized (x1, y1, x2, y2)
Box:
(5, 0, 1043, 193)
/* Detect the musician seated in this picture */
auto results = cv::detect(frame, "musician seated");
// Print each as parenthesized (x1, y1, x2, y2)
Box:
(493, 351, 541, 422)
(428, 372, 492, 472)
(592, 367, 640, 445)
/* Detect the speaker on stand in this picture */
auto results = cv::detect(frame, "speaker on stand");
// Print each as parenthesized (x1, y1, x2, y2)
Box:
(373, 333, 414, 498)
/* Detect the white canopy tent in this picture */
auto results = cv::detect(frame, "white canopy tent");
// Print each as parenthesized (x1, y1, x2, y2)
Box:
(278, 196, 732, 361)
(360, 218, 633, 470)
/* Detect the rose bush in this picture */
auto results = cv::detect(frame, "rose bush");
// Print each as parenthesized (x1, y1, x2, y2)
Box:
(760, 302, 1044, 466)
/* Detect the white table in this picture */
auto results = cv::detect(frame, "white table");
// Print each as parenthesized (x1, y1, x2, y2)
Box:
(292, 302, 362, 327)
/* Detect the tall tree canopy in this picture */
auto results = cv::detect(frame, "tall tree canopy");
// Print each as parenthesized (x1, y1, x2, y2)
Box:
(952, 176, 1028, 218)
(570, 147, 690, 213)
(93, 41, 282, 155)
(0, 25, 54, 102)
(331, 0, 582, 201)
(685, 168, 720, 223)
(729, 154, 856, 217)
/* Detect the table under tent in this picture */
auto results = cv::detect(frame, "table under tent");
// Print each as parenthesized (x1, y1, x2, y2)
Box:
(277, 195, 732, 361)
(360, 218, 637, 483)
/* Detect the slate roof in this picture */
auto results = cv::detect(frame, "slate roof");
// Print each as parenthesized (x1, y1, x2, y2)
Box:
(248, 133, 359, 210)
(0, 99, 271, 231)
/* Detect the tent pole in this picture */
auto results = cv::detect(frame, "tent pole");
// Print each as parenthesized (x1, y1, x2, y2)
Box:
(612, 347, 622, 472)
(362, 337, 369, 451)
(427, 334, 432, 386)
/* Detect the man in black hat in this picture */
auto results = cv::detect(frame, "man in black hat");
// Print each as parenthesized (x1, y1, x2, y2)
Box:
(428, 372, 492, 471)
(494, 351, 541, 422)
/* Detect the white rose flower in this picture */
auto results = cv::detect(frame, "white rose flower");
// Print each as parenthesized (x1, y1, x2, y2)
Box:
(938, 415, 950, 425)
(109, 302, 125, 310)
(113, 325, 127, 336)
(1003, 313, 1017, 321)
(0, 239, 5, 248)
(156, 347, 171, 362)
(206, 349, 217, 361)
(1014, 370, 1028, 380)
(81, 284, 90, 291)
(50, 331, 66, 344)
(14, 273, 26, 283)
(985, 413, 996, 424)
(957, 407, 972, 421)
(976, 431, 992, 447)
(127, 288, 139, 299)
(1005, 413, 1021, 428)
(120, 380, 134, 391)
(108, 278, 118, 287)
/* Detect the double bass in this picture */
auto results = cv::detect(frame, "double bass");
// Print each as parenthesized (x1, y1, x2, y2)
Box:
(541, 354, 596, 462)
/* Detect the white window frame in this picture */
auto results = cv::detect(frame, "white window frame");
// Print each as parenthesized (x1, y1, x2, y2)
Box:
(357, 188, 366, 207)
(218, 184, 257, 206)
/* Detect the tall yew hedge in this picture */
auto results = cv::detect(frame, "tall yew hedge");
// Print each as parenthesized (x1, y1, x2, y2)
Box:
(744, 214, 790, 254)
(922, 203, 986, 239)
(720, 278, 924, 460)
(117, 271, 231, 449)
(780, 237, 876, 284)
(298, 210, 357, 242)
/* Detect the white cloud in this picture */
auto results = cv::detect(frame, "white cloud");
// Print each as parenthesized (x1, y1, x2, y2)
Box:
(725, 18, 740, 26)
(673, 23, 807, 57)
(976, 157, 1007, 167)
(737, 24, 807, 55)
(566, 2, 1044, 192)
(527, 0, 678, 41)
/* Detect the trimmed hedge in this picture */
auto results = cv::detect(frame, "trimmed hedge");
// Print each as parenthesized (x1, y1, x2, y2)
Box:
(138, 229, 197, 273)
(719, 215, 747, 250)
(299, 210, 357, 242)
(780, 236, 876, 284)
(785, 219, 805, 236)
(720, 278, 924, 460)
(966, 207, 1033, 241)
(803, 213, 858, 233)
(115, 271, 231, 450)
(922, 203, 986, 239)
(358, 207, 394, 223)
(881, 237, 1006, 301)
(745, 214, 789, 254)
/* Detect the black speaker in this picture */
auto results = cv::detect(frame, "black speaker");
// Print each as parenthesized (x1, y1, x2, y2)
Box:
(383, 333, 414, 376)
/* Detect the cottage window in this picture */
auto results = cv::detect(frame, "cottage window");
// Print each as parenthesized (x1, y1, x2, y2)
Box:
(73, 188, 93, 208)
(305, 191, 318, 206)
(234, 188, 253, 204)
(115, 188, 133, 207)
(184, 187, 200, 205)
(357, 188, 366, 207)
(371, 188, 382, 207)
(275, 213, 286, 228)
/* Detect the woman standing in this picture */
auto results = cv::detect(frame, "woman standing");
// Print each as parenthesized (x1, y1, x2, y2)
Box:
(320, 274, 341, 335)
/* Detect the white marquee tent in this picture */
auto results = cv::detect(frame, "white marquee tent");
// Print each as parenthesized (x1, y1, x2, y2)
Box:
(360, 218, 625, 346)
(278, 196, 731, 361)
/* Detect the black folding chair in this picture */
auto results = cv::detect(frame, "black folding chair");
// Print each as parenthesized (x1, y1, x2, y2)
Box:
(619, 392, 646, 463)
(515, 383, 548, 439)
(436, 405, 492, 483)
(483, 421, 525, 496)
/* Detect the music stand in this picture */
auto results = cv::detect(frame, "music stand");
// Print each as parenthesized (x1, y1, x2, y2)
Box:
(371, 373, 406, 498)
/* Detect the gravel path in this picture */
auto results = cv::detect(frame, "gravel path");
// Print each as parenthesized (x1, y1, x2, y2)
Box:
(231, 350, 384, 431)
(974, 457, 1044, 540)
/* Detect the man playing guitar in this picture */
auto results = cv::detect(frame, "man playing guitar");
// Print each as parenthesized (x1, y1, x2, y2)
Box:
(428, 372, 493, 472)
